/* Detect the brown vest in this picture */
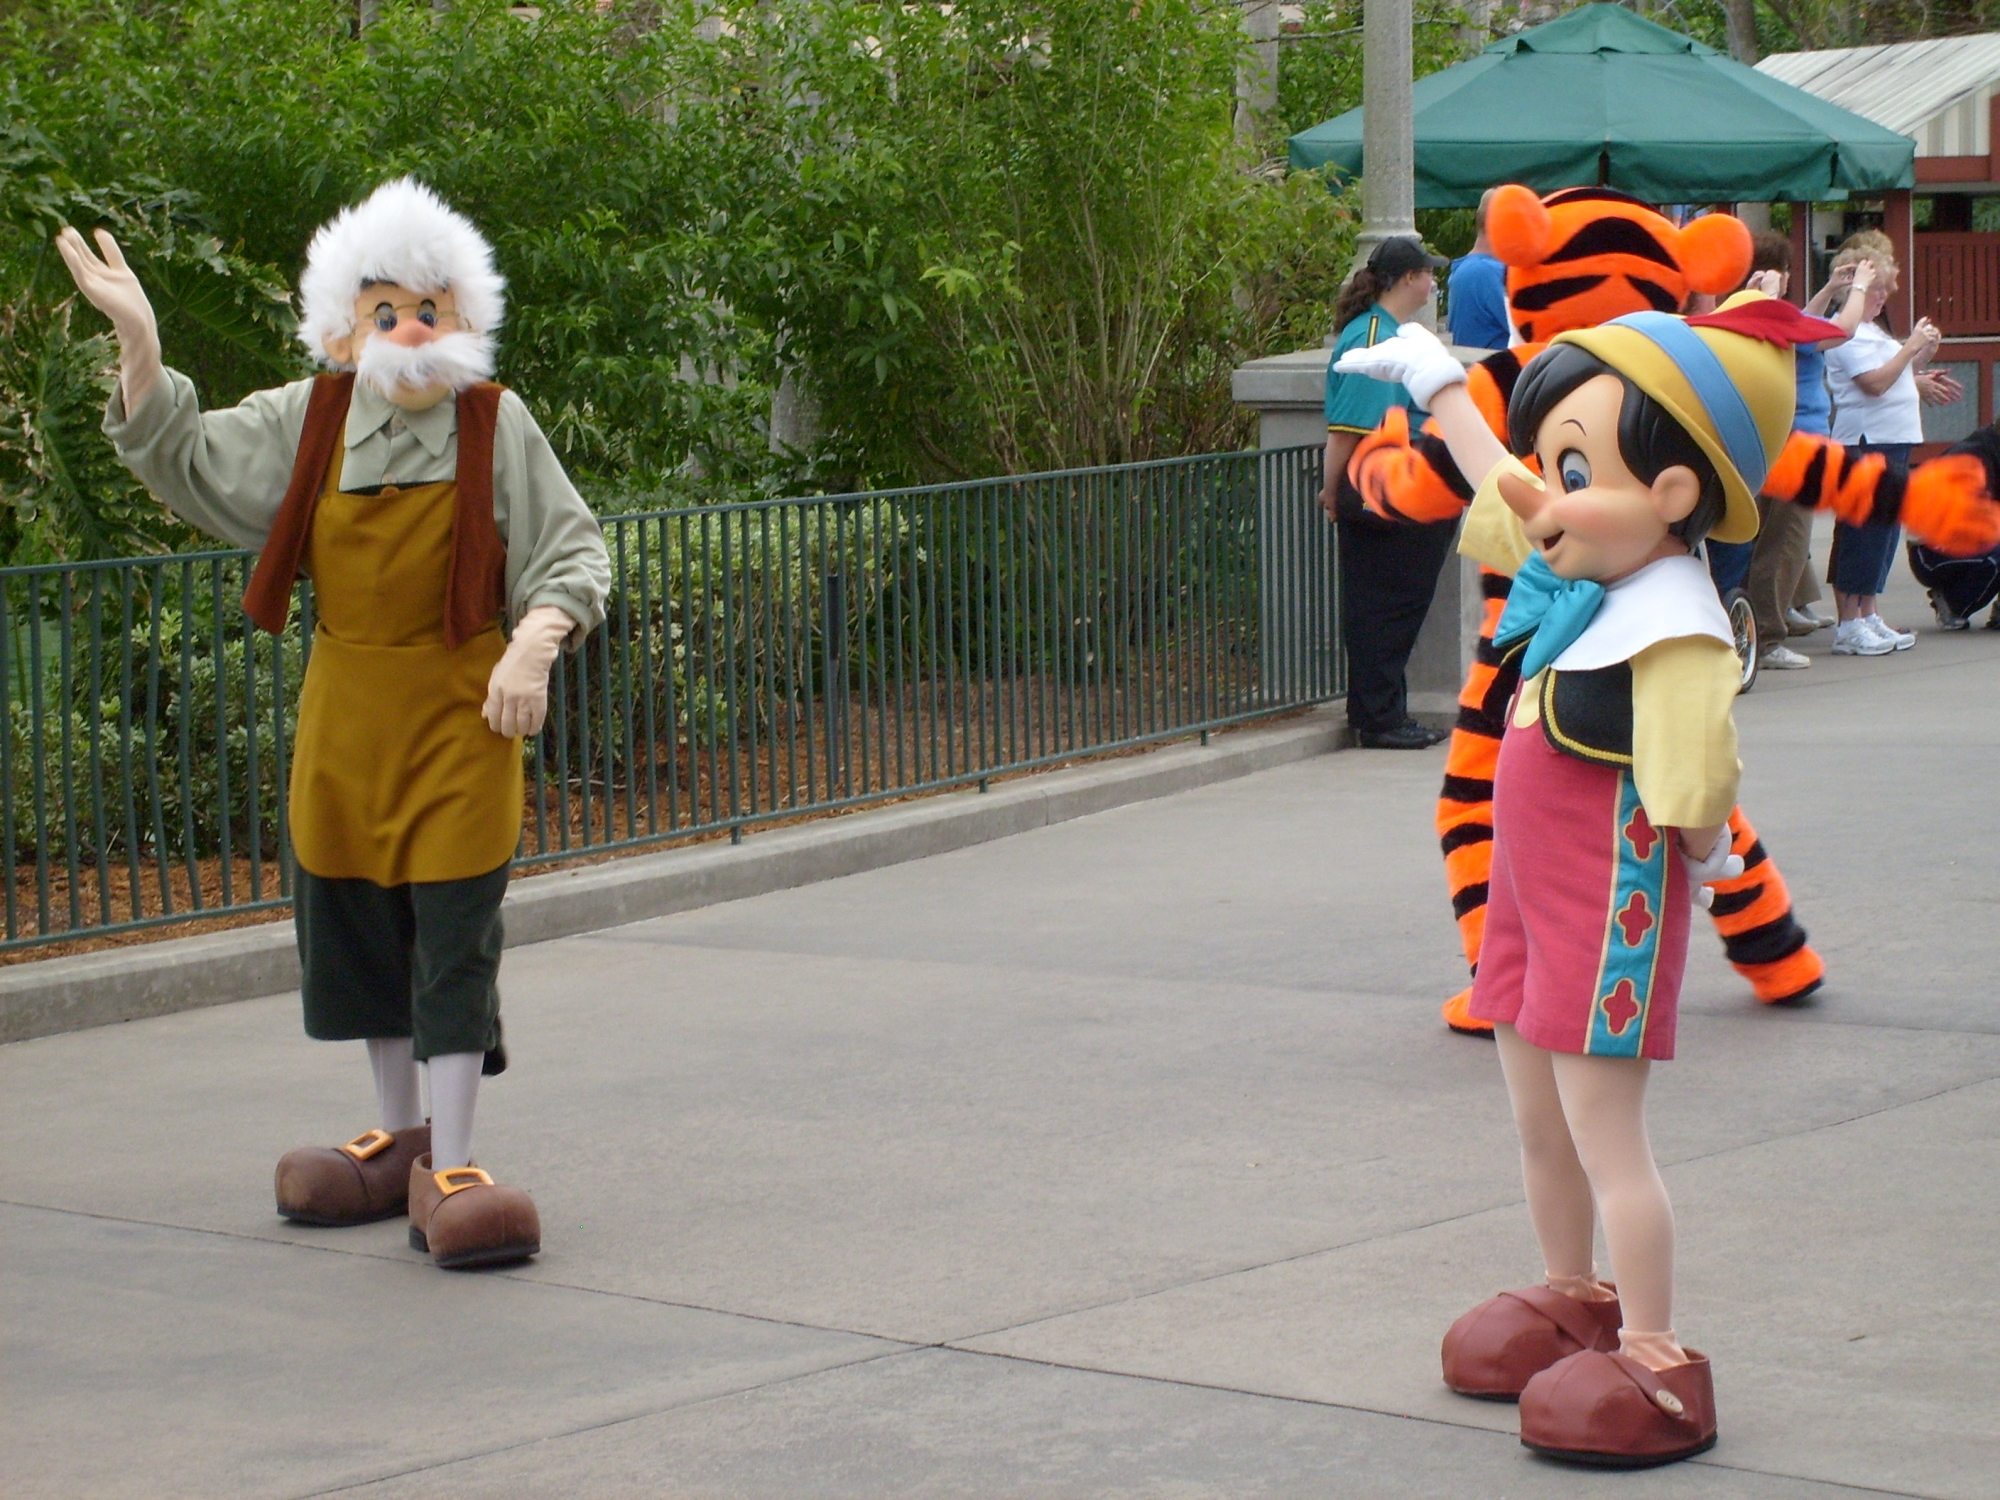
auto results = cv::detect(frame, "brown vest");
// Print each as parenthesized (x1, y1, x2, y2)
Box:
(242, 372, 509, 650)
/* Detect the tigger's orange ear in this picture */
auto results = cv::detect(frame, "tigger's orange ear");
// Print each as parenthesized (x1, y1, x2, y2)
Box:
(1677, 213, 1754, 296)
(1488, 185, 1554, 268)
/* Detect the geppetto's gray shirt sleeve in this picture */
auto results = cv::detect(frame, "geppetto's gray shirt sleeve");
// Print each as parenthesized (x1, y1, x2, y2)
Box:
(491, 389, 610, 639)
(102, 370, 314, 552)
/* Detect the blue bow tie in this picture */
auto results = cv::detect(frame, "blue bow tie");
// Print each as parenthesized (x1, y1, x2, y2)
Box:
(1494, 552, 1607, 679)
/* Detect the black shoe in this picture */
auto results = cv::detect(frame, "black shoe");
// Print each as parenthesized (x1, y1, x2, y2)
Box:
(1354, 720, 1442, 750)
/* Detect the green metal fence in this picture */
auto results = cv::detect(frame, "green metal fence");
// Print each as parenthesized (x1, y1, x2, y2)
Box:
(0, 444, 1335, 952)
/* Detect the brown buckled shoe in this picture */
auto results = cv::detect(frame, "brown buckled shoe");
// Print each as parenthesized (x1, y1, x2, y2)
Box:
(1519, 1348, 1718, 1467)
(407, 1153, 541, 1269)
(275, 1125, 431, 1226)
(1441, 1285, 1623, 1399)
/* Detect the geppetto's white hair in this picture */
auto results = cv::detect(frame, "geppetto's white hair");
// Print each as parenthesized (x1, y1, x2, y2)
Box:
(296, 177, 505, 366)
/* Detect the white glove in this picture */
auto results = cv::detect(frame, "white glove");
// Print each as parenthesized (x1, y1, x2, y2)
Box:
(1682, 827, 1744, 909)
(1331, 322, 1468, 409)
(483, 606, 575, 738)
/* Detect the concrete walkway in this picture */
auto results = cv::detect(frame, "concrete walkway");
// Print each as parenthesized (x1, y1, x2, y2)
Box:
(5, 565, 1998, 1498)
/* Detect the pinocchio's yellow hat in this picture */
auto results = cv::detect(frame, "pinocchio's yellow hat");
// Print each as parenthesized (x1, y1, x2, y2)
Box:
(1550, 291, 1832, 544)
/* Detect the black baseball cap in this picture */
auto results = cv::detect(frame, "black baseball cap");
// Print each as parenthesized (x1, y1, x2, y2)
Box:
(1367, 236, 1449, 278)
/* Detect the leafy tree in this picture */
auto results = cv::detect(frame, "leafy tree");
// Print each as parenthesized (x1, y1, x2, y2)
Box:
(2, 0, 1359, 558)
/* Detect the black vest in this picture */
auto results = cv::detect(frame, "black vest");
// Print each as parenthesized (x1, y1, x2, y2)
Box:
(1537, 663, 1634, 767)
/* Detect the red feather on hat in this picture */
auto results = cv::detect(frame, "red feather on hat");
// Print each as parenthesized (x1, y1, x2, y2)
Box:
(1685, 300, 1845, 349)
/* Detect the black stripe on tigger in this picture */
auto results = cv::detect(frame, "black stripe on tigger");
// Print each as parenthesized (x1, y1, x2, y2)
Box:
(1545, 217, 1680, 269)
(1481, 571, 1514, 600)
(1542, 186, 1651, 209)
(1737, 838, 1769, 873)
(1511, 275, 1608, 312)
(1485, 349, 1527, 409)
(1441, 822, 1494, 854)
(1788, 444, 1829, 507)
(1719, 915, 1811, 966)
(1451, 882, 1492, 920)
(1706, 883, 1761, 918)
(1461, 706, 1508, 740)
(1442, 774, 1495, 804)
(1627, 276, 1682, 313)
(1415, 433, 1476, 498)
(1869, 464, 1906, 528)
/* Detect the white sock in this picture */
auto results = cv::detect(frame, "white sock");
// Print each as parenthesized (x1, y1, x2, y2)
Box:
(367, 1037, 424, 1134)
(427, 1052, 483, 1170)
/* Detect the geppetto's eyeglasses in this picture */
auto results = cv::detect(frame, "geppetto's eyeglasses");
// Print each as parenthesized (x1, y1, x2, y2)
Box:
(364, 300, 467, 334)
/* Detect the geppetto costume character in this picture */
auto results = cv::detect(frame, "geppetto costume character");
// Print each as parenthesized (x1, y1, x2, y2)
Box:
(1342, 187, 2000, 1036)
(1338, 291, 1849, 1465)
(58, 179, 610, 1268)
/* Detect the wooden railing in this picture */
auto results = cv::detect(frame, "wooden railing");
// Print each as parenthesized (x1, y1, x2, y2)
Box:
(1914, 232, 2000, 336)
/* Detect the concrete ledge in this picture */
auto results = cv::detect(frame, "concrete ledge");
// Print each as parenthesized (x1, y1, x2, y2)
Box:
(0, 709, 1345, 1045)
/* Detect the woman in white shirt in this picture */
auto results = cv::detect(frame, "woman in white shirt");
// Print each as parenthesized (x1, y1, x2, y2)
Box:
(1821, 246, 1951, 654)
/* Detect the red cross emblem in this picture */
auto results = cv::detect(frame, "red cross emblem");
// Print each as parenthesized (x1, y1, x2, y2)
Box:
(1600, 979, 1641, 1036)
(1623, 809, 1659, 861)
(1616, 891, 1655, 947)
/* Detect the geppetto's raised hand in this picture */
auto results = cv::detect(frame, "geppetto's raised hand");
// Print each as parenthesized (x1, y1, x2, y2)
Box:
(52, 226, 163, 409)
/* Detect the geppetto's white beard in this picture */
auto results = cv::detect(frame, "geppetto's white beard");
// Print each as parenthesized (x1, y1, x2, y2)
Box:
(354, 329, 496, 399)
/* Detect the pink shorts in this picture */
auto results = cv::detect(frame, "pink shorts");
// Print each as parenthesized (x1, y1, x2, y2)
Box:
(1470, 710, 1690, 1059)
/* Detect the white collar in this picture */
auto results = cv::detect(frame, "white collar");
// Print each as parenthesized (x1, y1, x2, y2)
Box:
(1550, 553, 1733, 671)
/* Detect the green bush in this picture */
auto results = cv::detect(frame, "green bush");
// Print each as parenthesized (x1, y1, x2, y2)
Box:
(1, 563, 302, 882)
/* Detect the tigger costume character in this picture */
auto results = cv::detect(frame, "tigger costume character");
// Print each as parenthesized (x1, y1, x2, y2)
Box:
(1348, 186, 1999, 1035)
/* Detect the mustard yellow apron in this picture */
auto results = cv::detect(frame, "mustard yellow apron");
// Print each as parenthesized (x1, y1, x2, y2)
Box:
(288, 462, 523, 885)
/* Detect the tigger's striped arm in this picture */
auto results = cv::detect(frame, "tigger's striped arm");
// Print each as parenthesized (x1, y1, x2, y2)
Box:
(1764, 430, 2000, 556)
(1350, 349, 1535, 526)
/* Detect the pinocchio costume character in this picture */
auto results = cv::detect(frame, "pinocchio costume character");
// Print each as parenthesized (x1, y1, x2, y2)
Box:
(1339, 292, 1862, 1465)
(76, 179, 610, 1268)
(1342, 186, 2000, 1036)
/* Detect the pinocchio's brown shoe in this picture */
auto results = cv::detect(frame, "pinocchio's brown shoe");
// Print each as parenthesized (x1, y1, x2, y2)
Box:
(1519, 1348, 1718, 1467)
(275, 1125, 431, 1226)
(407, 1153, 541, 1269)
(1441, 1285, 1623, 1399)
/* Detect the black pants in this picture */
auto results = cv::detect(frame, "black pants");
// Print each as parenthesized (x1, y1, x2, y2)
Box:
(1908, 540, 2000, 621)
(1338, 513, 1457, 734)
(296, 862, 509, 1061)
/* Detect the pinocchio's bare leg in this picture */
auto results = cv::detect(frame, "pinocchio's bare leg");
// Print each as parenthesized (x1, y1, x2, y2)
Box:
(1494, 1025, 1601, 1290)
(1550, 1051, 1687, 1368)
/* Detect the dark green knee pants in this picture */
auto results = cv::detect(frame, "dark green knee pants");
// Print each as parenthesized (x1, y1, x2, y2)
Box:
(296, 862, 508, 1062)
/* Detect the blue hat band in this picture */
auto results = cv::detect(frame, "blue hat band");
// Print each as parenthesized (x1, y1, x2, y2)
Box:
(1606, 311, 1767, 494)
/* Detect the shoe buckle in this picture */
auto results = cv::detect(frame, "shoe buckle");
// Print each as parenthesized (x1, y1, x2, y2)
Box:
(434, 1166, 494, 1197)
(339, 1129, 395, 1162)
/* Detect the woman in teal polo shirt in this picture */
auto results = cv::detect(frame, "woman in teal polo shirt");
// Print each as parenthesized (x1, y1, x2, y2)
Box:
(1318, 235, 1455, 750)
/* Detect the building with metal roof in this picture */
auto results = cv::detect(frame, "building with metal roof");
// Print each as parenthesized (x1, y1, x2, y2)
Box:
(1758, 34, 2000, 438)
(1758, 33, 2000, 166)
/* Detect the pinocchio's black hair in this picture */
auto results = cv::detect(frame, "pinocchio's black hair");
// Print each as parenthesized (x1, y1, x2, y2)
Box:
(1508, 342, 1728, 547)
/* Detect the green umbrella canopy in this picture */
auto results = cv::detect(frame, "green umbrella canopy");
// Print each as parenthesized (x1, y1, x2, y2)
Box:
(1288, 4, 1915, 208)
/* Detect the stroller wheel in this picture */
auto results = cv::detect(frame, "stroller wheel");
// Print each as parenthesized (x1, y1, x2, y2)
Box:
(1723, 587, 1758, 693)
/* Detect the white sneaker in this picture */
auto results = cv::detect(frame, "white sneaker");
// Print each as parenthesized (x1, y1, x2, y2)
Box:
(1758, 644, 1812, 669)
(1865, 614, 1915, 650)
(1831, 619, 1893, 655)
(1786, 607, 1834, 634)
(1930, 590, 1971, 631)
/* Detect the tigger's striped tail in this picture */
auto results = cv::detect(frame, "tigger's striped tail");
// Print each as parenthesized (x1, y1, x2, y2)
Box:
(1708, 808, 1825, 1005)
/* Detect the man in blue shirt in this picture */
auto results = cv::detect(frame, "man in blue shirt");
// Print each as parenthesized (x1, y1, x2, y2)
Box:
(1446, 189, 1510, 352)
